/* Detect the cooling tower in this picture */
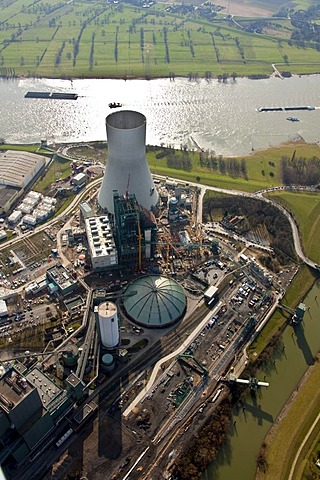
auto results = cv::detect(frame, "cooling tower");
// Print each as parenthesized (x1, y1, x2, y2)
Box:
(98, 110, 158, 214)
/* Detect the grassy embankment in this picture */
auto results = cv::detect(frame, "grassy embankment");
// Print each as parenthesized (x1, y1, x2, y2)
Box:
(256, 358, 320, 480)
(247, 265, 317, 359)
(0, 0, 320, 78)
(268, 191, 320, 265)
(147, 142, 320, 192)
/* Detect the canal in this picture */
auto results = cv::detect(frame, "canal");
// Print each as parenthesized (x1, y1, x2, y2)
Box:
(203, 280, 320, 480)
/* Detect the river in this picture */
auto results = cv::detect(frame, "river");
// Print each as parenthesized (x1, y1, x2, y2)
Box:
(203, 280, 320, 480)
(1, 75, 320, 156)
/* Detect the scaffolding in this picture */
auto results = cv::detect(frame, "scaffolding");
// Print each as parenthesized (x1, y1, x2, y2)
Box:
(113, 192, 144, 266)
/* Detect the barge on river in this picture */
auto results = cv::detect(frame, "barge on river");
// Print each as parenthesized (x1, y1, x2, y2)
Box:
(25, 91, 78, 100)
(257, 105, 315, 112)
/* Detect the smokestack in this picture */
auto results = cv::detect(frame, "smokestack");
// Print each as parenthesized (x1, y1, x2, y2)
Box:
(98, 110, 158, 214)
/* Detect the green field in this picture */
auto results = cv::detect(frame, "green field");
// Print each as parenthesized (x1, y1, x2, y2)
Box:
(0, 0, 319, 79)
(147, 142, 320, 192)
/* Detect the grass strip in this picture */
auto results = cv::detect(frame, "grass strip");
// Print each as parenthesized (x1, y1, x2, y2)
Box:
(256, 358, 320, 480)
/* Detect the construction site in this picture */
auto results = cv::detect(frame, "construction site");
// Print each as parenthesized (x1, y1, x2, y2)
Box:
(0, 110, 302, 480)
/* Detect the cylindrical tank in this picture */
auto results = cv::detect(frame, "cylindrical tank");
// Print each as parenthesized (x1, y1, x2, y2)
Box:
(97, 301, 119, 348)
(62, 345, 79, 367)
(101, 353, 115, 372)
(98, 111, 159, 214)
(169, 197, 179, 209)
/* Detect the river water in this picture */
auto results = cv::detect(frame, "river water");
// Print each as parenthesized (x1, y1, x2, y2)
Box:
(1, 75, 320, 156)
(203, 280, 320, 480)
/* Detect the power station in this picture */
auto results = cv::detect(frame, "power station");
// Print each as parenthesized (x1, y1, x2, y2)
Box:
(98, 110, 159, 215)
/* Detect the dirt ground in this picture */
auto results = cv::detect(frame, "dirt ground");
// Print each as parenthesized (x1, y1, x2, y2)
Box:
(211, 0, 274, 17)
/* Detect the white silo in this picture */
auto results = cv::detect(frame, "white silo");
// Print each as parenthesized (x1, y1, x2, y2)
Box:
(98, 301, 119, 348)
(98, 110, 159, 214)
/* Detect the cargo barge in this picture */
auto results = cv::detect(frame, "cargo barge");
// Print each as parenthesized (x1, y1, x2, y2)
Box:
(25, 91, 78, 100)
(257, 105, 315, 112)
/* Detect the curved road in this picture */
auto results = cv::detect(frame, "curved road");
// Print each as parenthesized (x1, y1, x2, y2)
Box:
(0, 171, 317, 279)
(154, 174, 319, 270)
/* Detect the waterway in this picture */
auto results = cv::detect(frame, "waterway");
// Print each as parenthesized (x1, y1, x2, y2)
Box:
(1, 75, 320, 155)
(203, 280, 320, 480)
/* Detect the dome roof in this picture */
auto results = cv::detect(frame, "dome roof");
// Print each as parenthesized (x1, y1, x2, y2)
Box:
(123, 275, 186, 328)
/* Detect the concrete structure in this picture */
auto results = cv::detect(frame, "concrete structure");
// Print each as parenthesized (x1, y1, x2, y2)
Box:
(97, 301, 119, 348)
(0, 364, 78, 469)
(123, 275, 187, 328)
(79, 201, 94, 220)
(46, 264, 78, 296)
(85, 215, 118, 270)
(0, 299, 8, 317)
(72, 172, 87, 187)
(101, 353, 115, 372)
(98, 110, 158, 214)
(0, 151, 46, 189)
(8, 210, 22, 224)
(22, 214, 37, 226)
(0, 185, 21, 215)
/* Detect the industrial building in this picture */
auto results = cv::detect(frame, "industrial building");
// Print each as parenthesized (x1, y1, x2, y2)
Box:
(85, 215, 118, 270)
(79, 201, 94, 220)
(123, 275, 187, 328)
(0, 151, 46, 189)
(0, 184, 21, 215)
(113, 192, 157, 268)
(0, 363, 84, 470)
(98, 110, 158, 214)
(46, 264, 78, 296)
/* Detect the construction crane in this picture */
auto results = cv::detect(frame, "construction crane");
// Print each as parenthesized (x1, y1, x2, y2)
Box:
(125, 174, 131, 199)
(229, 374, 269, 390)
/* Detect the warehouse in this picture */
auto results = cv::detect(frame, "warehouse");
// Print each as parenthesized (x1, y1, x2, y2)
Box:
(0, 150, 46, 189)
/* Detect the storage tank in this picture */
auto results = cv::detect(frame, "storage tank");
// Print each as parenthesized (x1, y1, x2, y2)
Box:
(97, 301, 119, 348)
(98, 110, 158, 214)
(62, 345, 79, 367)
(101, 353, 115, 372)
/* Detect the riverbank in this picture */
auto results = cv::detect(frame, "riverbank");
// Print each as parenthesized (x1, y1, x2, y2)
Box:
(255, 354, 320, 480)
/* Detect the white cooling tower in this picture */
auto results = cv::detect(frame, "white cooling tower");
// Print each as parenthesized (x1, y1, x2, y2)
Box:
(98, 110, 159, 214)
(98, 301, 119, 348)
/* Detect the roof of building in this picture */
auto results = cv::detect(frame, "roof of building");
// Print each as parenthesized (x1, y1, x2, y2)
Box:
(0, 368, 34, 412)
(123, 275, 186, 328)
(85, 215, 117, 261)
(26, 368, 63, 409)
(47, 264, 77, 292)
(0, 151, 46, 188)
(0, 184, 21, 207)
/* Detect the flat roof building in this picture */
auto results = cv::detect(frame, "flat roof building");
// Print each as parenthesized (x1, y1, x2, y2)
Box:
(85, 215, 118, 270)
(46, 264, 78, 295)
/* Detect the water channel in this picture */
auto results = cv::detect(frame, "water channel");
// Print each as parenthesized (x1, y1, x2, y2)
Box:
(203, 280, 320, 480)
(1, 75, 320, 155)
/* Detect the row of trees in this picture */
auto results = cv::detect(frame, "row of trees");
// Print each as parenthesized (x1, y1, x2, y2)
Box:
(281, 155, 320, 186)
(167, 153, 192, 171)
(199, 152, 248, 179)
(171, 396, 234, 479)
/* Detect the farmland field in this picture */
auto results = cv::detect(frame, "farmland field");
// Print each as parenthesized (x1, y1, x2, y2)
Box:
(0, 0, 319, 79)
